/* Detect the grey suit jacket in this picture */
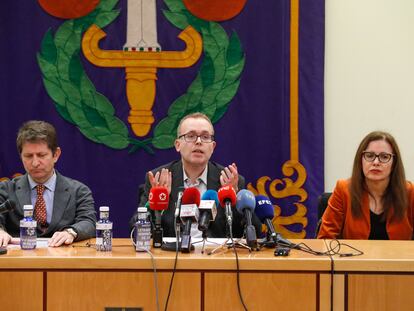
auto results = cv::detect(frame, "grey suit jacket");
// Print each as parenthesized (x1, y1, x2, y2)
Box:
(0, 172, 96, 241)
(130, 160, 262, 238)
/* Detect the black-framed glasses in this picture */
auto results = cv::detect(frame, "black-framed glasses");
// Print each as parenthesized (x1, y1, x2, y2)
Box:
(362, 151, 394, 163)
(178, 132, 215, 143)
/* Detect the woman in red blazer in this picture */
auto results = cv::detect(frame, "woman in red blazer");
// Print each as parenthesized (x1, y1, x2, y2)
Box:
(318, 131, 414, 240)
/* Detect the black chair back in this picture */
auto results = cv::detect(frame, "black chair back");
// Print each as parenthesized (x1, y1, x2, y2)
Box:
(315, 192, 332, 238)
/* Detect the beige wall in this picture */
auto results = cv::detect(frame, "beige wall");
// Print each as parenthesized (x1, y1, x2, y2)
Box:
(324, 0, 414, 191)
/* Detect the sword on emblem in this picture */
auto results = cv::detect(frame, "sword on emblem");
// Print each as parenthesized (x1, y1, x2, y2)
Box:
(81, 0, 202, 137)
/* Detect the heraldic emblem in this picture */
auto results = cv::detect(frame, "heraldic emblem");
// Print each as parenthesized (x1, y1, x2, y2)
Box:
(37, 0, 246, 154)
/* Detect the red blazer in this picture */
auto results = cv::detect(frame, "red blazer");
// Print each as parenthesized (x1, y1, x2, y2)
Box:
(318, 179, 414, 240)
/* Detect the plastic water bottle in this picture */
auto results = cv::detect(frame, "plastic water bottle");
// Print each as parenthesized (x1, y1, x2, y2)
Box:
(135, 207, 151, 252)
(20, 205, 37, 250)
(96, 206, 113, 251)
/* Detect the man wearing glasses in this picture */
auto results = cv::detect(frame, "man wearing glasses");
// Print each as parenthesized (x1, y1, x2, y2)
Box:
(133, 112, 261, 238)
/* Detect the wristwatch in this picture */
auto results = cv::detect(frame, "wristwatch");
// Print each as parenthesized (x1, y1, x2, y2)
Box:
(65, 228, 78, 239)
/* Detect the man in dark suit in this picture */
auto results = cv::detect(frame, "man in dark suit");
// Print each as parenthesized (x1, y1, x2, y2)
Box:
(0, 121, 96, 247)
(131, 112, 261, 238)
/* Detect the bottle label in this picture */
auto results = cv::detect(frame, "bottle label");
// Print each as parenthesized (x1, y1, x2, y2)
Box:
(20, 220, 37, 228)
(96, 229, 112, 251)
(135, 222, 151, 252)
(96, 223, 113, 230)
(20, 226, 37, 250)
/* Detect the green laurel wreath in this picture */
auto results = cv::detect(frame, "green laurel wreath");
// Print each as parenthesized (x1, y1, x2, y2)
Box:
(37, 0, 245, 153)
(151, 0, 245, 150)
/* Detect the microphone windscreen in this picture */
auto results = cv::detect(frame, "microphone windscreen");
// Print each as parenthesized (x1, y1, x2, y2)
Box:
(201, 190, 219, 207)
(181, 187, 201, 206)
(236, 189, 256, 214)
(149, 187, 169, 211)
(217, 186, 237, 207)
(254, 195, 274, 222)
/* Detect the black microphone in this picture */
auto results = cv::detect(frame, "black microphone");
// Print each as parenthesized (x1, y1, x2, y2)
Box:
(198, 190, 219, 232)
(255, 195, 294, 247)
(149, 187, 169, 248)
(0, 200, 15, 214)
(179, 188, 201, 253)
(236, 190, 257, 249)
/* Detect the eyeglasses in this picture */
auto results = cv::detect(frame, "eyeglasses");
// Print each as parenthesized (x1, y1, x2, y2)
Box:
(178, 132, 215, 143)
(362, 151, 394, 163)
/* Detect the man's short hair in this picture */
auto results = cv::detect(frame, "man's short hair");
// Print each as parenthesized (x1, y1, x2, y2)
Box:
(176, 112, 215, 137)
(16, 120, 59, 154)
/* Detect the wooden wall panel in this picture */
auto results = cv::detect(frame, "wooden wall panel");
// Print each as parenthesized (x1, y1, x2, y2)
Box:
(0, 271, 43, 311)
(47, 271, 201, 311)
(204, 272, 318, 311)
(348, 274, 414, 311)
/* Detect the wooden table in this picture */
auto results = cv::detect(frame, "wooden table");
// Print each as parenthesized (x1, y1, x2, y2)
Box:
(1, 239, 412, 311)
(329, 240, 414, 311)
(0, 238, 331, 311)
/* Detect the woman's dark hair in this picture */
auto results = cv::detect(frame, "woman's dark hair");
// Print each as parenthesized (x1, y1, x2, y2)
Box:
(350, 131, 407, 220)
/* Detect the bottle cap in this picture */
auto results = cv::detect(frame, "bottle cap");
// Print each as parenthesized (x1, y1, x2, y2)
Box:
(23, 205, 33, 210)
(99, 206, 110, 212)
(137, 207, 147, 213)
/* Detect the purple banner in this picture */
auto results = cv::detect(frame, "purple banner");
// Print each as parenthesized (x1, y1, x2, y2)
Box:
(0, 0, 324, 238)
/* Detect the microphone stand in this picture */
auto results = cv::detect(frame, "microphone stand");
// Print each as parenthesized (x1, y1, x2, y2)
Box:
(258, 232, 277, 249)
(207, 236, 251, 255)
(191, 230, 220, 254)
(207, 210, 251, 255)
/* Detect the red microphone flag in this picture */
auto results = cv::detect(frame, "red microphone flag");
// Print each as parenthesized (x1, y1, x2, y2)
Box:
(149, 187, 169, 211)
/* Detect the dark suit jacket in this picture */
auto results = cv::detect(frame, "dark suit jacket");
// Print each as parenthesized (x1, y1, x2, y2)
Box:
(130, 160, 262, 238)
(0, 172, 96, 241)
